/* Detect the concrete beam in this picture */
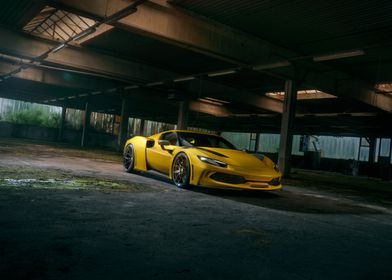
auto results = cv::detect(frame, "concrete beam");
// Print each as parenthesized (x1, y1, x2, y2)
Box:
(52, 0, 287, 65)
(0, 27, 284, 113)
(300, 67, 392, 112)
(0, 27, 176, 83)
(189, 100, 231, 117)
(52, 1, 392, 112)
(76, 24, 115, 45)
(187, 79, 284, 114)
(337, 81, 392, 112)
(0, 61, 120, 91)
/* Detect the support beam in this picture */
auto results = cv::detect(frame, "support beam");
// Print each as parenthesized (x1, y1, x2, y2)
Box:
(278, 80, 297, 177)
(81, 101, 91, 147)
(0, 27, 282, 113)
(54, 0, 287, 65)
(254, 133, 261, 153)
(368, 137, 376, 164)
(0, 27, 176, 83)
(189, 100, 230, 117)
(138, 119, 145, 136)
(0, 61, 120, 91)
(118, 98, 130, 148)
(303, 70, 392, 112)
(58, 106, 67, 142)
(187, 79, 284, 114)
(76, 25, 115, 45)
(54, 0, 392, 112)
(177, 100, 189, 130)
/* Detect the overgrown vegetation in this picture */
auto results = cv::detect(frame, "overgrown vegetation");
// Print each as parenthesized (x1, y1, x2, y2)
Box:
(2, 109, 60, 128)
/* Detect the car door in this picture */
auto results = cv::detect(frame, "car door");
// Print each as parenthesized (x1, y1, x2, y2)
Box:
(146, 132, 179, 174)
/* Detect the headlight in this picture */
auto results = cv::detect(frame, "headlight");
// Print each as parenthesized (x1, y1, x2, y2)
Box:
(269, 177, 281, 186)
(273, 164, 280, 172)
(197, 156, 227, 168)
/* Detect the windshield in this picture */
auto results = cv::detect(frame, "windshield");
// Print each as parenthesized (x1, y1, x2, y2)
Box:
(178, 132, 236, 149)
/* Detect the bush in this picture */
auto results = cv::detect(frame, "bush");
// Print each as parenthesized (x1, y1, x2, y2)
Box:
(3, 109, 60, 128)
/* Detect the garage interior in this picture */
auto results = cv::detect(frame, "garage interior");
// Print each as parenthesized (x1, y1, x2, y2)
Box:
(0, 1, 392, 279)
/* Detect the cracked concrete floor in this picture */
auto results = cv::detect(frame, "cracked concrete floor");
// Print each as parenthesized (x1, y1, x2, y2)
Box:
(0, 138, 391, 280)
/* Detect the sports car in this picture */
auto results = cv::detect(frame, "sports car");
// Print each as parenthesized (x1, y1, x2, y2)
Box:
(123, 130, 282, 190)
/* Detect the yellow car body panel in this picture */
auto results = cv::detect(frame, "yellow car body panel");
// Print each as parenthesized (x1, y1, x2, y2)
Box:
(125, 136, 148, 171)
(124, 130, 282, 191)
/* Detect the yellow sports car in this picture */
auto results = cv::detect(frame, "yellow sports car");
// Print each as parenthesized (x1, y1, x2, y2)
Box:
(123, 130, 282, 190)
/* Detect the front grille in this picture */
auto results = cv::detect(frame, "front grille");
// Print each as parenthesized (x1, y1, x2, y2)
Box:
(269, 177, 281, 186)
(210, 173, 246, 184)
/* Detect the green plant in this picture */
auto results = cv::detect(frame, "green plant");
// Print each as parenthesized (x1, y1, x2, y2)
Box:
(3, 109, 60, 128)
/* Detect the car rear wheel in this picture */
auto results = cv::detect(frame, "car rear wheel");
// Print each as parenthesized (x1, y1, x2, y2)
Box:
(172, 152, 190, 188)
(123, 144, 135, 172)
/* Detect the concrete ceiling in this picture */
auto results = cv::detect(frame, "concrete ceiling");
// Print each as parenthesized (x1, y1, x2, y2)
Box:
(0, 0, 391, 136)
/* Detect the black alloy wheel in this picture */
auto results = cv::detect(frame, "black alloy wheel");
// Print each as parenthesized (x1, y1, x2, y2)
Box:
(123, 144, 135, 172)
(172, 152, 190, 188)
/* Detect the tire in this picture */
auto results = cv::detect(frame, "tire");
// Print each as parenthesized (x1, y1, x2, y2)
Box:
(123, 144, 135, 173)
(171, 152, 191, 188)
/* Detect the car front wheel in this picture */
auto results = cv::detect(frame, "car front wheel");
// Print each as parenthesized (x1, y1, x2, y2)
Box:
(171, 152, 190, 188)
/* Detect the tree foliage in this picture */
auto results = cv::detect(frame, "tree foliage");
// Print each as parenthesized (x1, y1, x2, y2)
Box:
(3, 109, 60, 128)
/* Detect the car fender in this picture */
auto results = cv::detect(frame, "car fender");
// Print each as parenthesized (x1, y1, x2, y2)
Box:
(168, 149, 193, 180)
(168, 148, 203, 185)
(124, 136, 148, 171)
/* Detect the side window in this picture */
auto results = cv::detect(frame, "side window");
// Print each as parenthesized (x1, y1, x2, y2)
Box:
(160, 132, 178, 146)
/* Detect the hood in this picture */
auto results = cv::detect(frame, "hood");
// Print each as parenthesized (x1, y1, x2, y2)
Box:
(194, 147, 271, 169)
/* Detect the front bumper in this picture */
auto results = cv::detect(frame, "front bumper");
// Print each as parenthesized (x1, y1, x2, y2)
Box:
(194, 165, 282, 191)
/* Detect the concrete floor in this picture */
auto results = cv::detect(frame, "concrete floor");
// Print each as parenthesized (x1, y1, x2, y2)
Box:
(0, 139, 392, 280)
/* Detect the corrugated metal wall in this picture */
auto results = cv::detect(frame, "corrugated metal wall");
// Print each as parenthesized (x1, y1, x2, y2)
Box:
(0, 98, 61, 118)
(222, 132, 392, 163)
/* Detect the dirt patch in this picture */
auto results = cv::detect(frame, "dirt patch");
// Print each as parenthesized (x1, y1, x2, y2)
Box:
(0, 138, 122, 162)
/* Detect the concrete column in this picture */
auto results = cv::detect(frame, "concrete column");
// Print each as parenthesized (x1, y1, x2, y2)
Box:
(138, 119, 145, 136)
(118, 99, 130, 148)
(368, 137, 376, 163)
(81, 102, 91, 147)
(389, 138, 392, 162)
(58, 106, 67, 142)
(254, 133, 260, 153)
(278, 80, 297, 177)
(177, 100, 189, 130)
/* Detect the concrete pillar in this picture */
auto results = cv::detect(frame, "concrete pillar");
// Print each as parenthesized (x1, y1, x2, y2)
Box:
(278, 80, 297, 177)
(58, 106, 66, 142)
(81, 102, 91, 147)
(368, 137, 376, 163)
(138, 119, 145, 136)
(118, 99, 130, 148)
(177, 100, 189, 130)
(254, 133, 260, 153)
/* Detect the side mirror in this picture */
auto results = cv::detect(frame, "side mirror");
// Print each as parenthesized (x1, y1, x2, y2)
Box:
(158, 140, 175, 151)
(146, 139, 154, 148)
(158, 140, 171, 146)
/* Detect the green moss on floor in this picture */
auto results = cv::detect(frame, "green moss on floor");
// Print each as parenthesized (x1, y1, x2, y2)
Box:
(0, 166, 152, 192)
